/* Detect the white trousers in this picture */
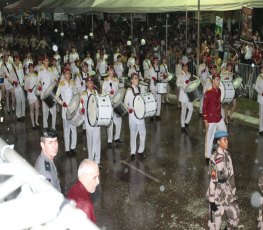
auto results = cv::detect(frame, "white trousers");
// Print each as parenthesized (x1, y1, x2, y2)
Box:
(152, 91, 162, 116)
(15, 90, 26, 118)
(180, 102, 193, 127)
(42, 101, 57, 129)
(107, 113, 122, 143)
(129, 118, 146, 155)
(205, 119, 227, 158)
(259, 104, 263, 132)
(86, 121, 101, 164)
(63, 119, 77, 151)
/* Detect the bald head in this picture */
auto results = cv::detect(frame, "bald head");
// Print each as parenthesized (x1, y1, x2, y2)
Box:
(78, 159, 99, 193)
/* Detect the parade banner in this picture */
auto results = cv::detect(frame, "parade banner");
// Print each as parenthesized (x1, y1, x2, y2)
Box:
(215, 16, 223, 37)
(241, 6, 253, 42)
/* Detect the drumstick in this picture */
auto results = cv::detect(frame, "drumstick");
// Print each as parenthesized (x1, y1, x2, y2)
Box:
(192, 75, 198, 79)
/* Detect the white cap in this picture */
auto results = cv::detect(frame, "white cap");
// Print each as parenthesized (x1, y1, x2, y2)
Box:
(89, 32, 93, 37)
(127, 40, 132, 46)
(140, 39, 146, 46)
(84, 35, 88, 40)
(52, 45, 58, 52)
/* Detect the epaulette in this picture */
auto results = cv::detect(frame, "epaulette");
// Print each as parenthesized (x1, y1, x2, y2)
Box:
(59, 80, 66, 86)
(70, 79, 75, 85)
(39, 67, 44, 71)
(82, 91, 87, 95)
(48, 67, 53, 71)
(104, 77, 110, 81)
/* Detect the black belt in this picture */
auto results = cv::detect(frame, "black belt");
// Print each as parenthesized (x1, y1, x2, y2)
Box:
(218, 178, 227, 183)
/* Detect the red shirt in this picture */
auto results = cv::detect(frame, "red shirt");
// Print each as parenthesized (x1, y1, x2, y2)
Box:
(67, 180, 96, 223)
(202, 86, 222, 123)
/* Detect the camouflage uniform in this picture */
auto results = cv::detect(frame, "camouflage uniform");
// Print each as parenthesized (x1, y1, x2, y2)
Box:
(206, 146, 240, 229)
(258, 173, 263, 229)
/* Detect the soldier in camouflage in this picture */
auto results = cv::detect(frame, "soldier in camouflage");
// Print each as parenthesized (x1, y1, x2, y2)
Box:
(206, 130, 240, 230)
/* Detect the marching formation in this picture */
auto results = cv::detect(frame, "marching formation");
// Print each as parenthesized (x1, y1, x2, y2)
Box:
(0, 45, 263, 229)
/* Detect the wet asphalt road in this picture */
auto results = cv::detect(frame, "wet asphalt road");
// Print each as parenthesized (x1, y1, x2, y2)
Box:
(0, 102, 262, 230)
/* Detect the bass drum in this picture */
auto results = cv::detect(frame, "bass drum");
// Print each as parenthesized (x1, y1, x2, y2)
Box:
(112, 88, 127, 117)
(219, 80, 235, 103)
(87, 94, 113, 127)
(66, 94, 85, 127)
(40, 82, 57, 108)
(133, 93, 157, 119)
(185, 79, 203, 102)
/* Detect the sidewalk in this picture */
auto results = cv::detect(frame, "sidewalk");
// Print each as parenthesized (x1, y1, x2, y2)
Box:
(168, 94, 259, 128)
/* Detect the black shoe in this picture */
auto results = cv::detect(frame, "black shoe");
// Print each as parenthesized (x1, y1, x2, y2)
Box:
(185, 123, 189, 128)
(130, 154, 135, 160)
(150, 117, 154, 122)
(7, 110, 10, 114)
(181, 127, 186, 133)
(32, 126, 36, 130)
(259, 131, 263, 136)
(66, 150, 72, 156)
(199, 113, 202, 117)
(138, 152, 146, 159)
(205, 158, 210, 166)
(17, 117, 22, 122)
(156, 116, 161, 121)
(35, 123, 40, 129)
(71, 149, 77, 155)
(228, 115, 233, 122)
(82, 129, 86, 134)
(114, 139, 122, 144)
(21, 117, 25, 122)
(108, 143, 112, 148)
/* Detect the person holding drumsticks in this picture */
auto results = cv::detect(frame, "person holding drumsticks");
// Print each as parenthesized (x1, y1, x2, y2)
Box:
(203, 73, 227, 164)
(255, 65, 263, 136)
(102, 66, 122, 148)
(124, 73, 146, 160)
(55, 68, 78, 156)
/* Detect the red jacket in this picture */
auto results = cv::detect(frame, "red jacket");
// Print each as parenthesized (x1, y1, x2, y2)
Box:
(67, 180, 96, 223)
(202, 86, 222, 123)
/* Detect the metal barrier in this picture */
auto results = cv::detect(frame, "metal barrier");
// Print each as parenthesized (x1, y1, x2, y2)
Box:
(0, 138, 100, 230)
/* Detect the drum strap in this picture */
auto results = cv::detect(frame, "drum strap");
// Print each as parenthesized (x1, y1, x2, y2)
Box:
(3, 62, 10, 74)
(153, 65, 160, 79)
(12, 64, 22, 86)
(129, 86, 140, 96)
(135, 65, 141, 75)
(162, 64, 168, 73)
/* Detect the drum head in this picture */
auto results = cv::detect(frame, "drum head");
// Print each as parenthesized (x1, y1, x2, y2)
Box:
(233, 77, 243, 89)
(139, 81, 148, 87)
(112, 88, 126, 106)
(41, 82, 56, 100)
(87, 94, 98, 126)
(88, 70, 96, 76)
(185, 79, 201, 93)
(66, 94, 80, 120)
(133, 95, 145, 119)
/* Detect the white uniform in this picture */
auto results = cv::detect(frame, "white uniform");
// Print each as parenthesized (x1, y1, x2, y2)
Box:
(24, 72, 39, 104)
(255, 73, 263, 133)
(69, 51, 79, 72)
(9, 63, 26, 118)
(124, 86, 146, 155)
(22, 58, 33, 74)
(102, 77, 122, 143)
(160, 63, 169, 98)
(149, 65, 162, 116)
(38, 66, 57, 129)
(128, 64, 143, 80)
(82, 89, 101, 164)
(198, 63, 210, 113)
(56, 79, 77, 152)
(75, 71, 88, 94)
(82, 57, 94, 72)
(96, 59, 107, 76)
(177, 70, 193, 127)
(114, 61, 124, 78)
(127, 57, 135, 69)
(220, 70, 234, 81)
(143, 58, 152, 80)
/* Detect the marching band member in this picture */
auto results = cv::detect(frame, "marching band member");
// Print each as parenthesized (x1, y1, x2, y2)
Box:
(82, 51, 94, 72)
(124, 73, 146, 160)
(203, 73, 227, 163)
(96, 53, 108, 87)
(198, 53, 210, 116)
(127, 52, 136, 69)
(37, 56, 57, 130)
(53, 51, 61, 62)
(176, 63, 193, 132)
(113, 48, 121, 63)
(55, 68, 78, 156)
(22, 52, 33, 74)
(114, 55, 124, 79)
(82, 77, 101, 166)
(102, 66, 122, 148)
(63, 50, 70, 64)
(69, 47, 80, 72)
(34, 56, 43, 73)
(143, 53, 152, 80)
(149, 57, 162, 120)
(1, 53, 15, 113)
(160, 57, 169, 103)
(24, 63, 40, 129)
(255, 65, 263, 136)
(75, 62, 89, 94)
(50, 58, 60, 81)
(128, 57, 143, 80)
(9, 55, 26, 121)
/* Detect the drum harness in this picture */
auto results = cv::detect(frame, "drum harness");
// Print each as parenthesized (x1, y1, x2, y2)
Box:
(129, 85, 141, 96)
(11, 63, 23, 87)
(153, 65, 160, 85)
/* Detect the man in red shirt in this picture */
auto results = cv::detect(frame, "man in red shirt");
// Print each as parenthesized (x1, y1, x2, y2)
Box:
(203, 73, 227, 164)
(67, 159, 100, 223)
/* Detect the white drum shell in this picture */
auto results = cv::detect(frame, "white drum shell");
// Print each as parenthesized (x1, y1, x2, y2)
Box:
(66, 94, 85, 127)
(133, 93, 157, 119)
(88, 94, 113, 127)
(157, 82, 167, 94)
(139, 81, 149, 94)
(219, 80, 235, 103)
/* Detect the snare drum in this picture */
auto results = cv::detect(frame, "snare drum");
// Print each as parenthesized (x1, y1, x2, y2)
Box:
(232, 77, 245, 98)
(133, 93, 157, 119)
(112, 88, 127, 117)
(87, 94, 113, 127)
(66, 94, 85, 127)
(88, 70, 96, 76)
(219, 80, 235, 103)
(157, 82, 167, 94)
(185, 79, 203, 102)
(139, 81, 149, 94)
(100, 73, 108, 81)
(0, 77, 4, 86)
(40, 82, 57, 108)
